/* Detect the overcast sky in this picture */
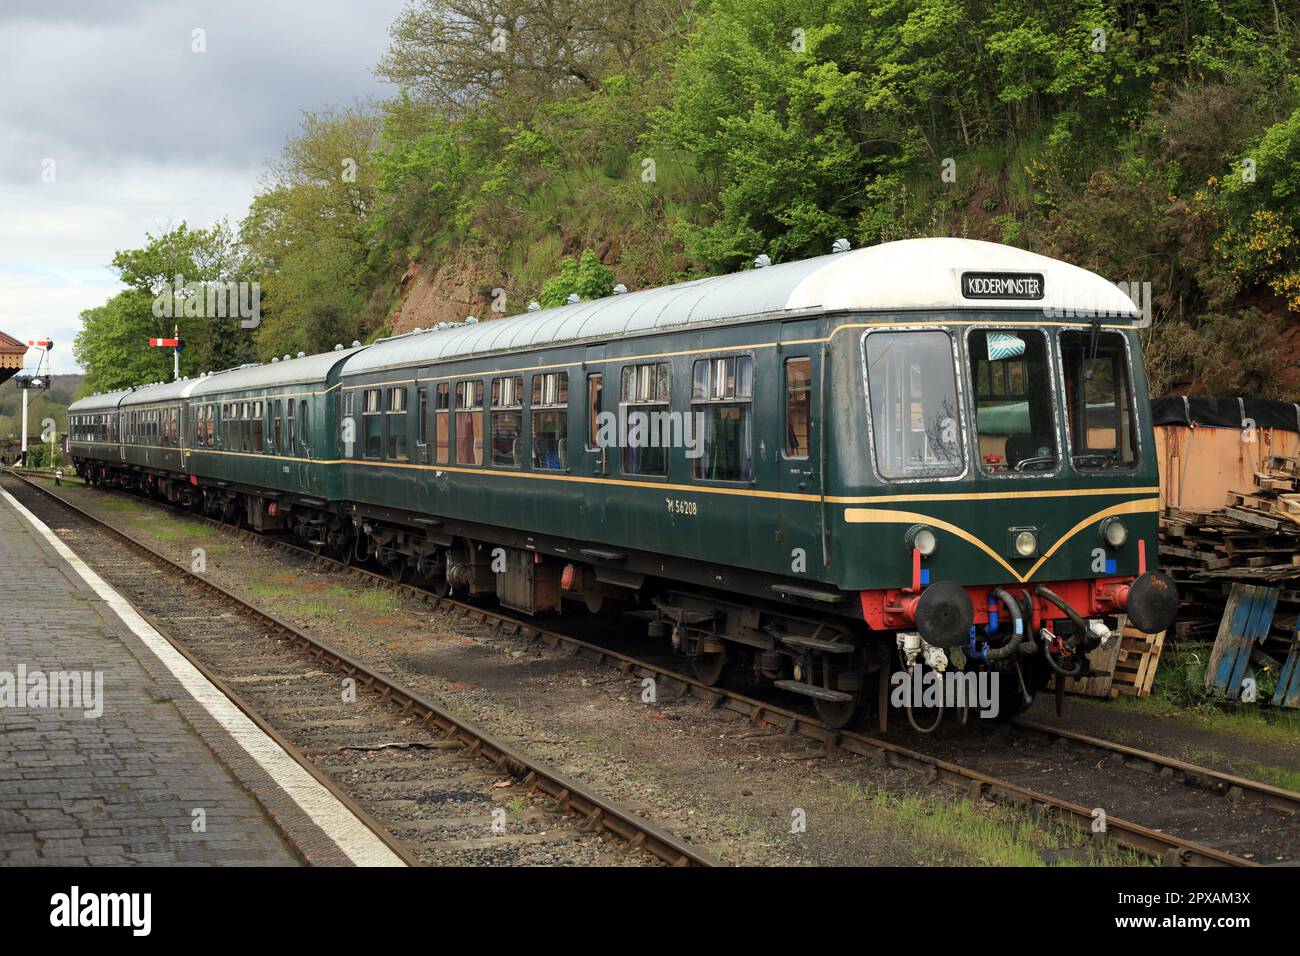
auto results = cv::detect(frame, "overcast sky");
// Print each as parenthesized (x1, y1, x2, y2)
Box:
(0, 0, 407, 373)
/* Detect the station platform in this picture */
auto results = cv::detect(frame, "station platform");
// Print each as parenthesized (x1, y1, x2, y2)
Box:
(0, 482, 404, 866)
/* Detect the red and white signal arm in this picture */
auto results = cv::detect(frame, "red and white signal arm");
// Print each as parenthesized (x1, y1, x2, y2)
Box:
(149, 337, 180, 347)
(28, 339, 52, 347)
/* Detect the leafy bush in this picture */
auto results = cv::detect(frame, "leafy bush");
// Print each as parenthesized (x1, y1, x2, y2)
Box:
(539, 250, 615, 307)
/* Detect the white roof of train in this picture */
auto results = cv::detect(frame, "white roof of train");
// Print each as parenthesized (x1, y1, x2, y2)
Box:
(70, 239, 1140, 408)
(342, 238, 1140, 376)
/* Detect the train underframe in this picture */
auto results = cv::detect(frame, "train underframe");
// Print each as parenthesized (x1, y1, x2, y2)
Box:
(74, 456, 1165, 731)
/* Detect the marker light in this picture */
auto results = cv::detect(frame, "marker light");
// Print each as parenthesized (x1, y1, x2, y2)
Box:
(1013, 529, 1038, 558)
(906, 525, 938, 557)
(1101, 517, 1128, 549)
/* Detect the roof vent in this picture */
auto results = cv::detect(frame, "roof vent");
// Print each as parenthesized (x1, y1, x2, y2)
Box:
(612, 283, 628, 295)
(832, 238, 851, 254)
(754, 254, 772, 269)
(271, 357, 279, 363)
(333, 343, 343, 351)
(466, 316, 478, 324)
(296, 351, 306, 359)
(351, 340, 361, 348)
(527, 301, 541, 312)
(566, 293, 581, 304)
(283, 354, 290, 361)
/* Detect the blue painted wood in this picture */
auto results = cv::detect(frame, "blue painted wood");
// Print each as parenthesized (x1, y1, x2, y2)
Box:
(1206, 584, 1279, 700)
(1271, 622, 1300, 708)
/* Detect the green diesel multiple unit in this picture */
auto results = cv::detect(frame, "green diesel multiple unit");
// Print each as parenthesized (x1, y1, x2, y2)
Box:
(69, 238, 1178, 728)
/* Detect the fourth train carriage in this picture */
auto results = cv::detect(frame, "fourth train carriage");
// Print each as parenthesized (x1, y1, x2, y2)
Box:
(67, 238, 1179, 728)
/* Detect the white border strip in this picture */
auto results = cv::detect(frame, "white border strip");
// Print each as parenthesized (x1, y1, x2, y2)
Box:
(1, 486, 406, 868)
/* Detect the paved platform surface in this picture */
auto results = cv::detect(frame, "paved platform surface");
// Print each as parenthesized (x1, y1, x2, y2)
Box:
(0, 481, 400, 866)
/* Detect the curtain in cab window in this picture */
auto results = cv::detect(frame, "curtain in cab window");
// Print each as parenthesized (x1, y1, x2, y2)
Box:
(864, 331, 963, 479)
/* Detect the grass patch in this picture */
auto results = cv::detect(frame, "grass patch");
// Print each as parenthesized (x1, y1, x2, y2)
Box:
(841, 783, 1149, 867)
(136, 519, 214, 543)
(326, 585, 398, 614)
(246, 580, 300, 601)
(285, 598, 335, 618)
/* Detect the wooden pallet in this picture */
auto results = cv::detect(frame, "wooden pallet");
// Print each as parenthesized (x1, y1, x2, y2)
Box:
(1206, 583, 1279, 700)
(1109, 624, 1167, 697)
(1065, 618, 1166, 699)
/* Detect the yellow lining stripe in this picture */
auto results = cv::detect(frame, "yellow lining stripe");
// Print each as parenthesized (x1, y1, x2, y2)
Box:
(72, 441, 1158, 507)
(842, 497, 1160, 584)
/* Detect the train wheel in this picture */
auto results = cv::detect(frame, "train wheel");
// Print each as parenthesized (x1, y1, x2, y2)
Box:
(387, 560, 409, 585)
(692, 653, 727, 686)
(814, 697, 861, 730)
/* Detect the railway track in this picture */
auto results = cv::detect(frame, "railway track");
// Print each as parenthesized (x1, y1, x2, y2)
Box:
(2, 472, 712, 868)
(16, 469, 1296, 866)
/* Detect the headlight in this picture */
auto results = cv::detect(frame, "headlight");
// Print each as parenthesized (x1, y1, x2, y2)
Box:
(1101, 517, 1128, 549)
(1013, 529, 1038, 557)
(906, 524, 937, 556)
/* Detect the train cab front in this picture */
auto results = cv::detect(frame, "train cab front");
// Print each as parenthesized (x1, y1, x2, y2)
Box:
(849, 320, 1177, 726)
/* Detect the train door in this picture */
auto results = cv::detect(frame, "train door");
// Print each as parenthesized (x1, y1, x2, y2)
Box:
(580, 345, 607, 537)
(414, 370, 432, 514)
(297, 396, 314, 493)
(777, 320, 825, 576)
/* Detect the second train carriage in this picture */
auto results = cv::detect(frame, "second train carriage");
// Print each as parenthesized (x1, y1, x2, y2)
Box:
(68, 238, 1179, 728)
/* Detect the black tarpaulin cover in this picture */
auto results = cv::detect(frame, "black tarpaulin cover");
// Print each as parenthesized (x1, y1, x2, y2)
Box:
(1152, 396, 1300, 432)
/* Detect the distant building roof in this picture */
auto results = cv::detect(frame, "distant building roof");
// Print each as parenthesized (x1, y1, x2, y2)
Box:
(0, 329, 24, 385)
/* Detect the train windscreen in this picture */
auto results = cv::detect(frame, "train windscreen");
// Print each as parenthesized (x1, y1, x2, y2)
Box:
(1059, 330, 1139, 470)
(864, 330, 963, 480)
(967, 329, 1058, 473)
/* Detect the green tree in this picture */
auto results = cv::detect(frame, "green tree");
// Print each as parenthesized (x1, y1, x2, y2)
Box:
(241, 106, 381, 358)
(539, 250, 614, 306)
(73, 222, 254, 393)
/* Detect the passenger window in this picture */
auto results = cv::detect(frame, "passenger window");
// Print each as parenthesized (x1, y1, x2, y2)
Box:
(386, 386, 409, 461)
(691, 355, 754, 482)
(300, 401, 309, 452)
(968, 329, 1056, 474)
(362, 388, 381, 458)
(273, 400, 282, 453)
(784, 357, 811, 459)
(434, 383, 450, 464)
(455, 380, 484, 465)
(531, 372, 568, 470)
(585, 373, 602, 450)
(490, 375, 523, 467)
(1060, 331, 1138, 470)
(864, 330, 963, 479)
(620, 362, 669, 476)
(252, 401, 264, 453)
(240, 402, 250, 452)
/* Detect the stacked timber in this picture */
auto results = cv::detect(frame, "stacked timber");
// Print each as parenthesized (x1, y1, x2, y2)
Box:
(1158, 455, 1300, 662)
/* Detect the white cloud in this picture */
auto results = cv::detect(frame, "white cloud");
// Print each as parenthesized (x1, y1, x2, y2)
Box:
(0, 0, 406, 374)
